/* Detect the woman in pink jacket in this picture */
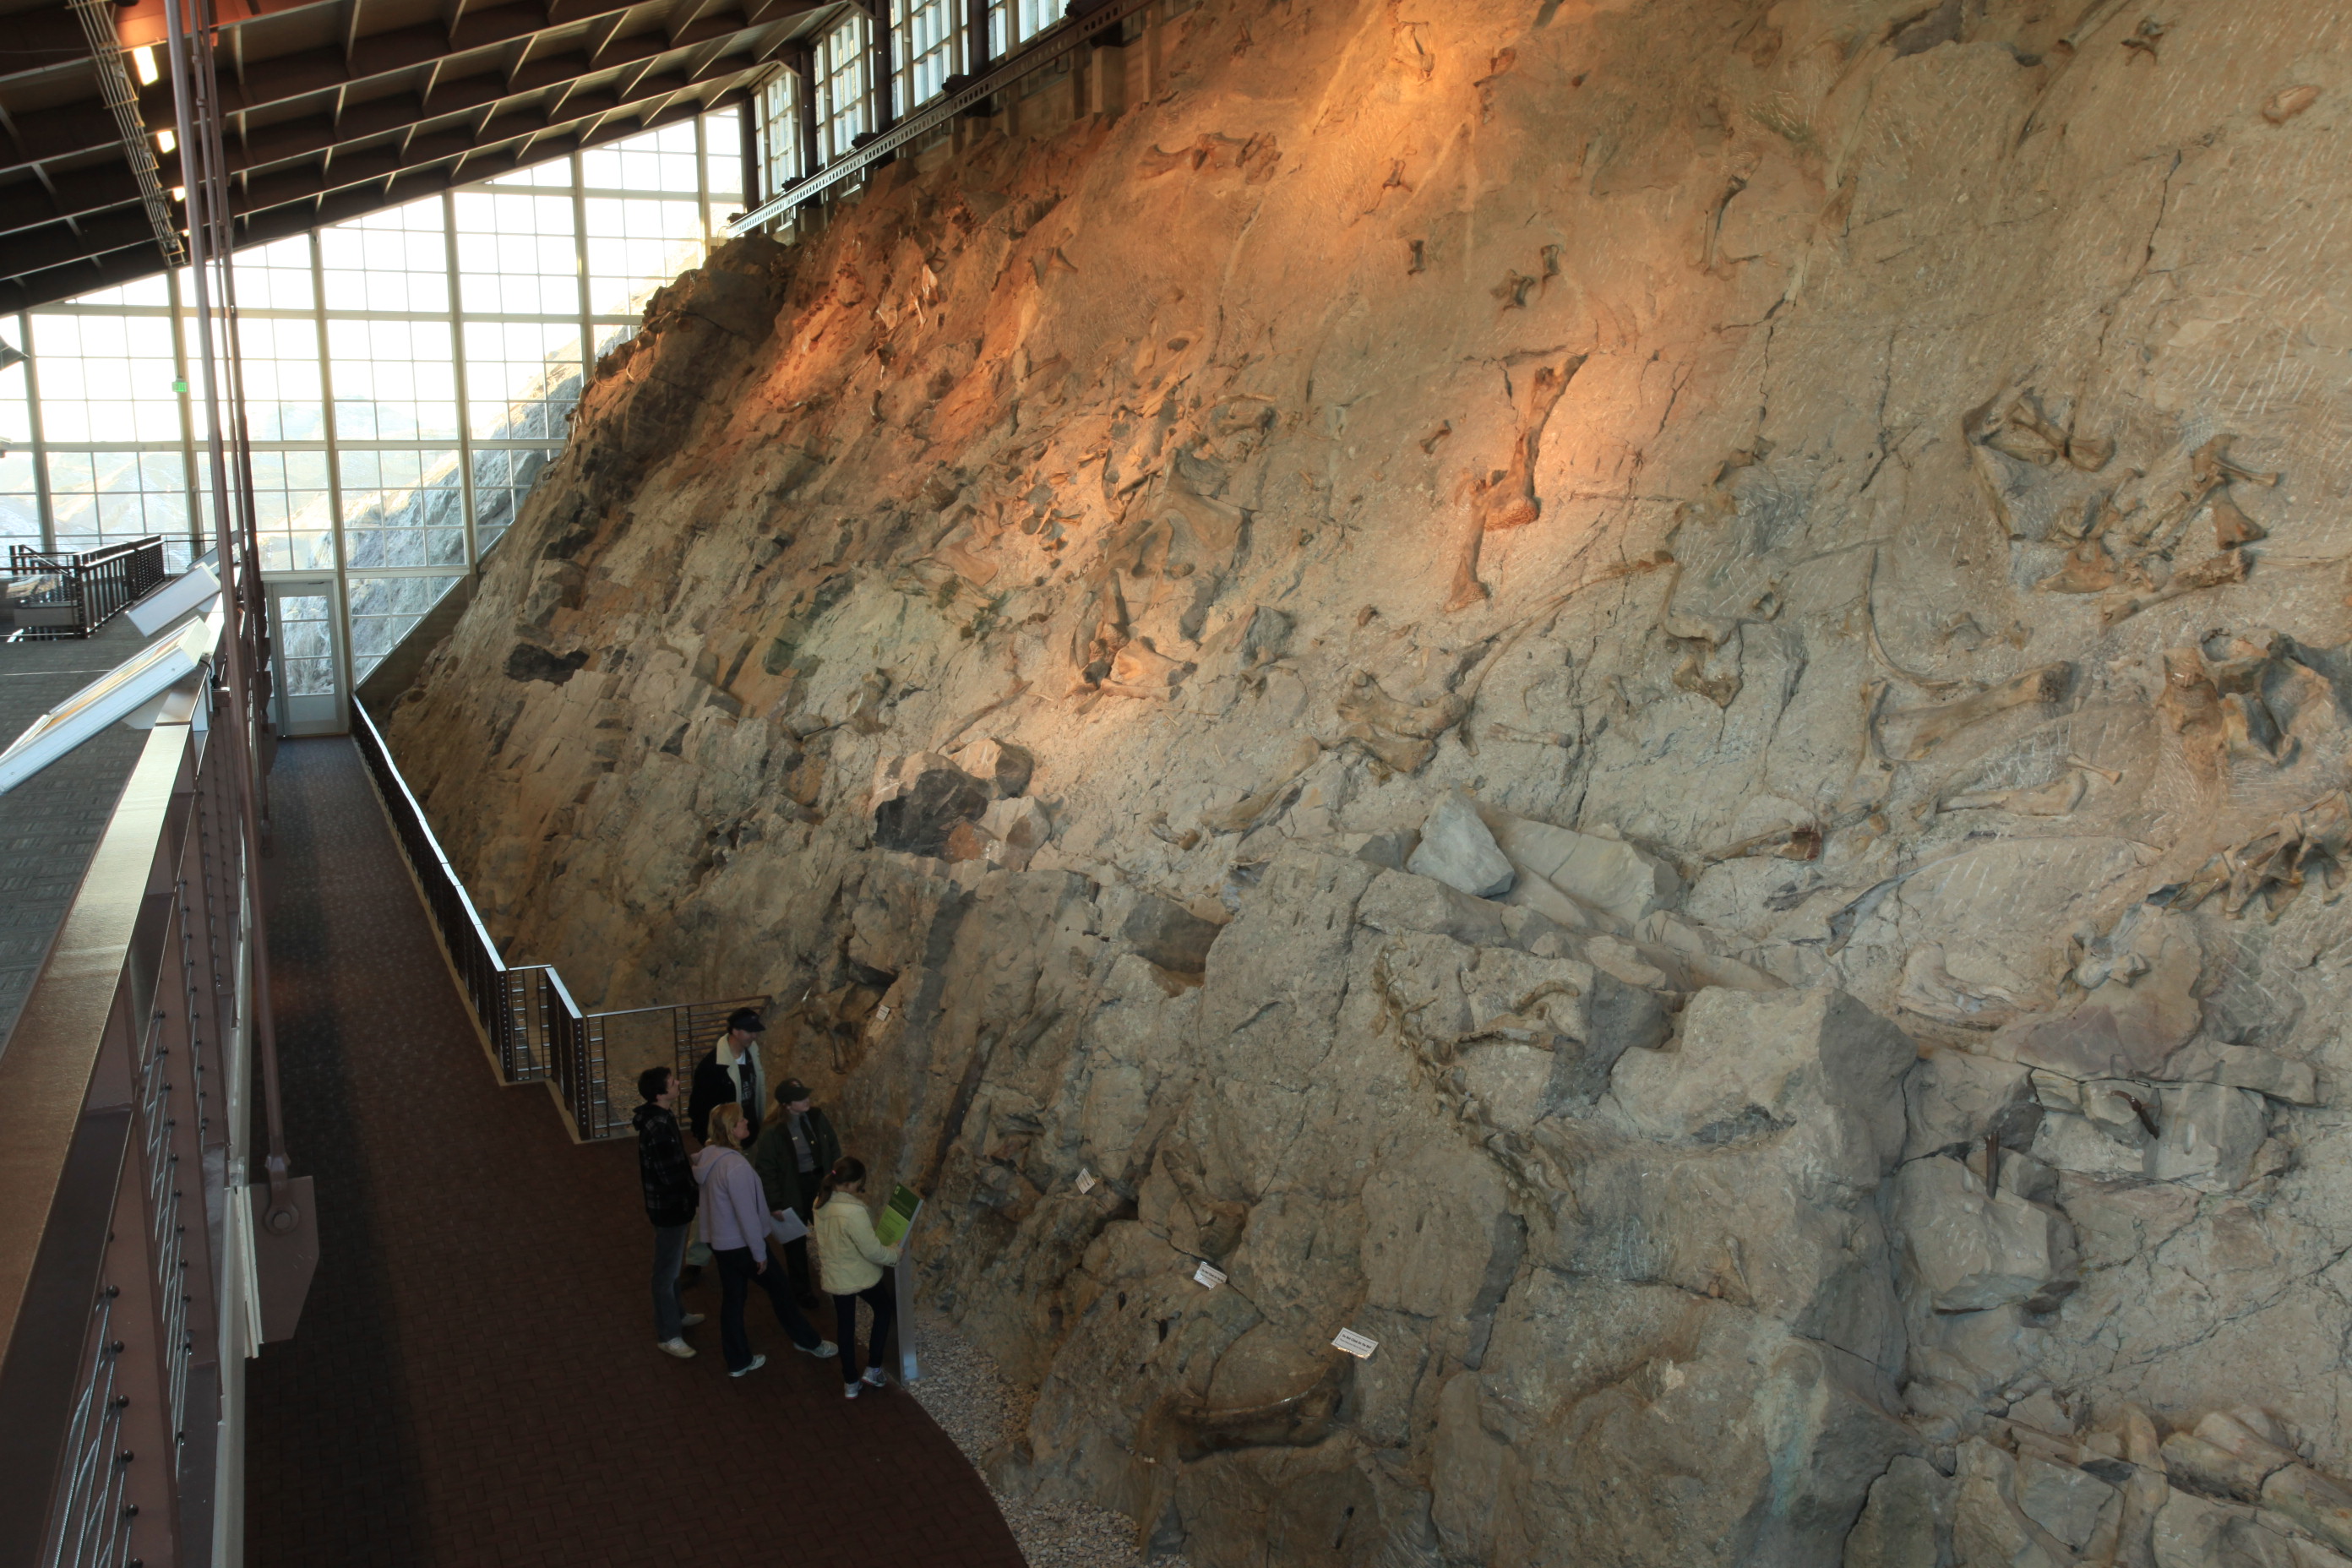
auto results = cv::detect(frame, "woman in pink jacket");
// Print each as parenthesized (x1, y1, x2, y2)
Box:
(693, 1102, 836, 1376)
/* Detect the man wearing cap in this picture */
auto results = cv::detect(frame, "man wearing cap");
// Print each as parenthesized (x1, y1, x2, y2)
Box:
(752, 1078, 840, 1304)
(689, 1007, 770, 1144)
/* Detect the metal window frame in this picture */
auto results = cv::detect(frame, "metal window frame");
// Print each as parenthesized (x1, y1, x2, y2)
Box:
(5, 108, 745, 690)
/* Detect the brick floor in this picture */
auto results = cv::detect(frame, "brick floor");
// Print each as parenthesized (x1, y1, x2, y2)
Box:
(244, 738, 1027, 1568)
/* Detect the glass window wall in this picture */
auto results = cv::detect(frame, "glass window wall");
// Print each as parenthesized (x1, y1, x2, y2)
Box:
(816, 13, 872, 165)
(6, 109, 744, 678)
(899, 0, 958, 107)
(992, 0, 1067, 55)
(755, 71, 803, 199)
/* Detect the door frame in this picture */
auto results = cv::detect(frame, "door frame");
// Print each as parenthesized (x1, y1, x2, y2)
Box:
(264, 574, 350, 737)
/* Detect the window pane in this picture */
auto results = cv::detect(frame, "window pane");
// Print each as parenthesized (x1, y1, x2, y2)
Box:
(469, 445, 552, 557)
(463, 320, 582, 438)
(349, 573, 466, 678)
(584, 197, 705, 315)
(318, 198, 449, 313)
(248, 448, 335, 570)
(27, 312, 185, 444)
(46, 449, 188, 556)
(227, 234, 315, 311)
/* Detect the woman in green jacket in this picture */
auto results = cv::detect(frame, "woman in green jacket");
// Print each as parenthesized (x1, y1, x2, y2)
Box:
(813, 1156, 901, 1399)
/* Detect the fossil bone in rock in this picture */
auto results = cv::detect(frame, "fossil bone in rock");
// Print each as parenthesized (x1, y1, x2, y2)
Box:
(2100, 549, 2248, 627)
(1878, 665, 2072, 761)
(2162, 791, 2352, 918)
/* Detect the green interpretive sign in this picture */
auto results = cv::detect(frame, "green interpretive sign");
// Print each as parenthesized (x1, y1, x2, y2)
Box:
(874, 1183, 923, 1248)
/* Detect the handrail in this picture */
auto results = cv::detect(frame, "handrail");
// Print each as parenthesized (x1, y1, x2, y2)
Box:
(351, 701, 765, 1141)
(7, 536, 169, 640)
(730, 0, 1157, 232)
(0, 618, 270, 1568)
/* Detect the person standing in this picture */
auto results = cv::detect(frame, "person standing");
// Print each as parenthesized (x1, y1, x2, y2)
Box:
(632, 1066, 705, 1359)
(813, 1156, 901, 1400)
(689, 1008, 769, 1143)
(751, 1079, 840, 1304)
(693, 1101, 836, 1378)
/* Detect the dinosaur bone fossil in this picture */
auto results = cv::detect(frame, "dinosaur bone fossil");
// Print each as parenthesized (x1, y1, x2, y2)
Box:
(1877, 664, 2072, 761)
(2162, 791, 2352, 918)
(2101, 548, 2247, 626)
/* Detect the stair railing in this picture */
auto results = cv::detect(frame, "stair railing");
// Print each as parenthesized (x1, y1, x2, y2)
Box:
(351, 702, 763, 1141)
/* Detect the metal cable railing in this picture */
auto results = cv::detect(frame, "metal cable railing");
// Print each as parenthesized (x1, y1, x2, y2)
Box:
(351, 702, 764, 1141)
(39, 1294, 130, 1568)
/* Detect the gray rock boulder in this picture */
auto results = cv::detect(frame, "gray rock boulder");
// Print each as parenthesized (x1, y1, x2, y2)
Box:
(1893, 1156, 2079, 1314)
(1844, 1455, 1953, 1568)
(1121, 893, 1225, 974)
(1407, 788, 1515, 899)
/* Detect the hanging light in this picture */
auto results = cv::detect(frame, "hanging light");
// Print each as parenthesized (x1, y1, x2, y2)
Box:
(157, 128, 177, 154)
(129, 45, 159, 85)
(170, 185, 187, 203)
(0, 338, 24, 372)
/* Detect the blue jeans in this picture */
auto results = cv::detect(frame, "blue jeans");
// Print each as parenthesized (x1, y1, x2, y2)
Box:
(714, 1246, 822, 1371)
(652, 1222, 691, 1341)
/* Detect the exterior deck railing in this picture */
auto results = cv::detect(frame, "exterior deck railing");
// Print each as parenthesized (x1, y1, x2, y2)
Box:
(351, 702, 763, 1141)
(6, 537, 170, 640)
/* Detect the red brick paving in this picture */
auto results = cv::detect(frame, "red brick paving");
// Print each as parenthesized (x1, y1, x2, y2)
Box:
(245, 738, 1026, 1568)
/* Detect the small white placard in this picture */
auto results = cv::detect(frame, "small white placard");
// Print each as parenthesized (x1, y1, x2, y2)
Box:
(1075, 1167, 1097, 1194)
(1331, 1328, 1379, 1359)
(1193, 1260, 1227, 1289)
(875, 1005, 892, 1023)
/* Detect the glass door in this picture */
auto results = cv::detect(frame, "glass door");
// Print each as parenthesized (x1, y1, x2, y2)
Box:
(267, 577, 346, 736)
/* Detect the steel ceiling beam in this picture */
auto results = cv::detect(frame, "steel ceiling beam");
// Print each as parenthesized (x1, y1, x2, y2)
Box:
(0, 20, 760, 237)
(0, 0, 802, 172)
(0, 81, 749, 313)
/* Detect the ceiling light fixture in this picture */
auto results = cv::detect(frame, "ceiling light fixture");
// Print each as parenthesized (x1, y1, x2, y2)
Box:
(170, 185, 187, 203)
(129, 45, 159, 85)
(157, 128, 177, 154)
(0, 340, 24, 372)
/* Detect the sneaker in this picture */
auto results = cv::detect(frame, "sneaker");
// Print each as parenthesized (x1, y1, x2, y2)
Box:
(657, 1338, 695, 1359)
(680, 1313, 706, 1328)
(842, 1380, 862, 1399)
(862, 1364, 887, 1389)
(728, 1354, 767, 1380)
(797, 1339, 839, 1359)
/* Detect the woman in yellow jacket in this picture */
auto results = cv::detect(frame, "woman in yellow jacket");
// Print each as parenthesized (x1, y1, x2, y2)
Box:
(813, 1155, 902, 1399)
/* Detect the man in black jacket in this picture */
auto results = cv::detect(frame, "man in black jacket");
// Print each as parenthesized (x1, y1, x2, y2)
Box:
(750, 1079, 841, 1303)
(634, 1066, 705, 1359)
(688, 1007, 768, 1142)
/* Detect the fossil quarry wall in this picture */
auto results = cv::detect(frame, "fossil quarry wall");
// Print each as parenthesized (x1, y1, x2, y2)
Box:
(384, 2, 2352, 1563)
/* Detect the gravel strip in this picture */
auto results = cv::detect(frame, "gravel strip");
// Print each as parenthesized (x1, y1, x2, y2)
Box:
(908, 1306, 1191, 1568)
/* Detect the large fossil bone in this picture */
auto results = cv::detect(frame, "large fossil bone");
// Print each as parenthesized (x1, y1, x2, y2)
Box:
(2100, 548, 2247, 627)
(1877, 664, 2071, 761)
(2162, 791, 2352, 918)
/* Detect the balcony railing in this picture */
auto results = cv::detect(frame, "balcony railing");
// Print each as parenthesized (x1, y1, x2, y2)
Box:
(6, 537, 170, 640)
(0, 615, 282, 1568)
(351, 703, 763, 1141)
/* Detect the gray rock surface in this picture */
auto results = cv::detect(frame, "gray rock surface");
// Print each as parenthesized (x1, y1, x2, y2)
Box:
(1406, 789, 1514, 899)
(378, 1, 2352, 1562)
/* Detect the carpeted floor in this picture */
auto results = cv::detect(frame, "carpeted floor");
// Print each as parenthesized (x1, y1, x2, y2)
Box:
(243, 736, 1026, 1568)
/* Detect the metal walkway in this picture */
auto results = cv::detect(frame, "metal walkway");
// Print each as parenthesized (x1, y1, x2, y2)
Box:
(242, 737, 1025, 1568)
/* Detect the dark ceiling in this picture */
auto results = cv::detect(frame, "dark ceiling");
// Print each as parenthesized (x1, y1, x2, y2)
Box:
(0, 0, 828, 313)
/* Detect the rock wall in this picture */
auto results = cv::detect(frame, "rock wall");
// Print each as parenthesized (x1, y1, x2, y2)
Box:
(384, 2, 2352, 1563)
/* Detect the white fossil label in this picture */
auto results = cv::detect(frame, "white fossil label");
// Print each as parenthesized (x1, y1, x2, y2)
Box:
(1193, 1260, 1227, 1289)
(1331, 1328, 1379, 1359)
(874, 1004, 892, 1023)
(1075, 1167, 1097, 1194)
